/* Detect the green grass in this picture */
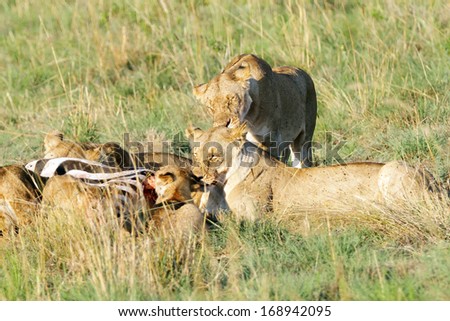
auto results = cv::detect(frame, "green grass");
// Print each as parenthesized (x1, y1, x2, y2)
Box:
(2, 214, 450, 300)
(1, 0, 449, 300)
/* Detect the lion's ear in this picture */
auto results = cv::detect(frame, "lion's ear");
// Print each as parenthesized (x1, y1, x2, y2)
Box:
(157, 171, 176, 185)
(86, 146, 102, 161)
(229, 123, 247, 141)
(44, 130, 64, 149)
(193, 83, 207, 97)
(185, 125, 204, 141)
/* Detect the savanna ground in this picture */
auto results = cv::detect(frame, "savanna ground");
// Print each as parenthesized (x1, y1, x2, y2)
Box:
(1, 0, 449, 300)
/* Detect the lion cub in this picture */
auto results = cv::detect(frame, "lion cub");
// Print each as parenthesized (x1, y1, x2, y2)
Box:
(41, 174, 148, 234)
(41, 175, 103, 216)
(148, 165, 204, 238)
(0, 164, 41, 237)
(43, 130, 192, 170)
(44, 130, 135, 168)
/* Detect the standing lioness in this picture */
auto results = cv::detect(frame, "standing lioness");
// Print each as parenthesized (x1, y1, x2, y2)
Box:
(187, 126, 438, 221)
(193, 54, 317, 167)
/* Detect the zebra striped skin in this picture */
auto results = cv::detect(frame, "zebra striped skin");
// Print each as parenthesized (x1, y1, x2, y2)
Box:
(26, 157, 157, 233)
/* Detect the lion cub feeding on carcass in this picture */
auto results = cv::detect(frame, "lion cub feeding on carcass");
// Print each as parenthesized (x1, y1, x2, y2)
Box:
(193, 53, 317, 167)
(38, 159, 152, 234)
(187, 125, 438, 221)
(148, 165, 204, 239)
(40, 164, 204, 238)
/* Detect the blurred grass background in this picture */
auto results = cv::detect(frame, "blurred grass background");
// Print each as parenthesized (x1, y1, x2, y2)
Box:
(0, 0, 449, 300)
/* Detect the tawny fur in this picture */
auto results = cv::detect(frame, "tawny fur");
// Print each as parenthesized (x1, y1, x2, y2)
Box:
(0, 164, 41, 237)
(43, 130, 192, 169)
(41, 175, 146, 233)
(41, 175, 104, 215)
(148, 165, 204, 239)
(188, 126, 439, 221)
(193, 54, 317, 167)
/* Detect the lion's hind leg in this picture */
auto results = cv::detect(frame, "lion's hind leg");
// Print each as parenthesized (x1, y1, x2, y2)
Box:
(377, 161, 437, 206)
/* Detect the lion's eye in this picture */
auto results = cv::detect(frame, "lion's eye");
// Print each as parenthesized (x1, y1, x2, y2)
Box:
(238, 62, 248, 69)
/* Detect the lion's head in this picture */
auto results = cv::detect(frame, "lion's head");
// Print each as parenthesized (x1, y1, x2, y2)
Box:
(152, 165, 203, 204)
(43, 131, 134, 168)
(193, 54, 272, 127)
(44, 130, 89, 159)
(185, 125, 247, 185)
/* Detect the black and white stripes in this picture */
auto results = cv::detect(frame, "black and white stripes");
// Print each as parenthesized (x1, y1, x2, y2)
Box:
(26, 157, 156, 232)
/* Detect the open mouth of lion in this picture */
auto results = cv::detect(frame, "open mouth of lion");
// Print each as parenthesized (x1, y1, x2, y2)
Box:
(142, 174, 158, 207)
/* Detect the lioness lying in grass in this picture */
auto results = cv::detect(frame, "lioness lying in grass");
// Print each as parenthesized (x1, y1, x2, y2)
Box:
(187, 125, 441, 221)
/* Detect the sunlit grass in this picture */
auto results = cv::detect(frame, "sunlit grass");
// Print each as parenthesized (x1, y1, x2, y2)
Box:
(0, 0, 449, 300)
